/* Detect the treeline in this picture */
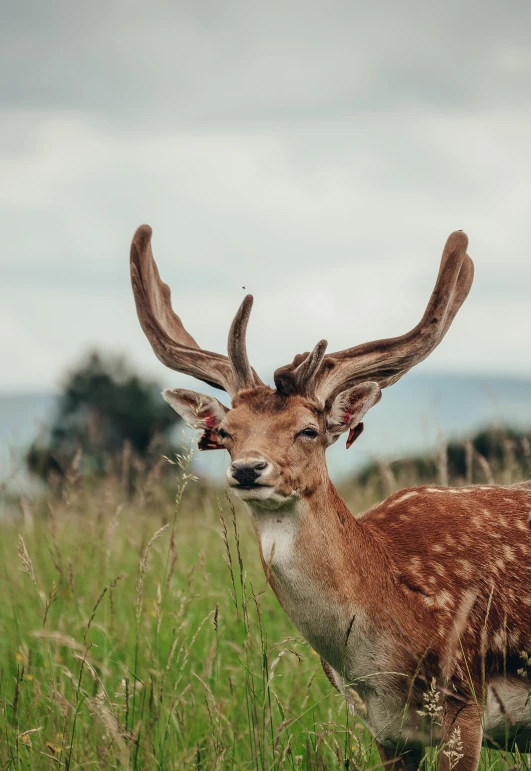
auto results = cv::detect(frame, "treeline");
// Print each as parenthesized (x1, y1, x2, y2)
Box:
(354, 426, 531, 498)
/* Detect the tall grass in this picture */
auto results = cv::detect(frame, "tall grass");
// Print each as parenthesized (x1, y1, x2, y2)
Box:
(0, 439, 528, 769)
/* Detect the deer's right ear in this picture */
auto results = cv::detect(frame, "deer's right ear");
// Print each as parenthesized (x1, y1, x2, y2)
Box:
(162, 388, 229, 451)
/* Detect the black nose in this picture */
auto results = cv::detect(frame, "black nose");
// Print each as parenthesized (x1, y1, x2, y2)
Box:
(231, 459, 267, 486)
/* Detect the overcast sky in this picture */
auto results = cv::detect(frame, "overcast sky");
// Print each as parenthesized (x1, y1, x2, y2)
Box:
(2, 0, 531, 396)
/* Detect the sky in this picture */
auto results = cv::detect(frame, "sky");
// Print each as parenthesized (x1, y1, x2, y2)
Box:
(2, 0, 531, 396)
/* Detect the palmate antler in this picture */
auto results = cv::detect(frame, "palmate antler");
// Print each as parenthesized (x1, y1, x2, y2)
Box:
(130, 225, 263, 397)
(131, 226, 473, 406)
(274, 231, 474, 403)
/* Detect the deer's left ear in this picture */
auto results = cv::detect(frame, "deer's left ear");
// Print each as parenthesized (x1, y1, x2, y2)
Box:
(163, 388, 229, 450)
(326, 382, 381, 448)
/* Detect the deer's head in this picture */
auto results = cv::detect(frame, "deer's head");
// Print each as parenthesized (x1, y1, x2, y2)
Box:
(130, 226, 473, 510)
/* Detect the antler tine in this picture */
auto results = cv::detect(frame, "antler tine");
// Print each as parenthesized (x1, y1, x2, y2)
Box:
(228, 295, 256, 391)
(310, 231, 474, 403)
(297, 340, 328, 387)
(274, 340, 328, 396)
(130, 225, 264, 396)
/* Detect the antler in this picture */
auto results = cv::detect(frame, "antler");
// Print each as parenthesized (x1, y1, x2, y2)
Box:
(274, 231, 474, 403)
(130, 225, 263, 396)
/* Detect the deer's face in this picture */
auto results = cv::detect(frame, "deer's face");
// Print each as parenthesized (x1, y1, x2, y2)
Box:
(163, 384, 381, 510)
(220, 391, 327, 507)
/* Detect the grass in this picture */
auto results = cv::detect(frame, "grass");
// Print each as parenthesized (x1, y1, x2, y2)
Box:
(0, 439, 529, 769)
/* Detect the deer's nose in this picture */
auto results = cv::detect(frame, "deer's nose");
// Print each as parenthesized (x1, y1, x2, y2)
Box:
(230, 459, 268, 486)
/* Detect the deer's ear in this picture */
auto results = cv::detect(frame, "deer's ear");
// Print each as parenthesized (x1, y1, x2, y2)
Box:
(327, 382, 381, 448)
(162, 388, 229, 451)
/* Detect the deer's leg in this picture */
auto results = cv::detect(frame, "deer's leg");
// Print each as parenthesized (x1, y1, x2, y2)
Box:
(376, 741, 422, 771)
(438, 700, 482, 771)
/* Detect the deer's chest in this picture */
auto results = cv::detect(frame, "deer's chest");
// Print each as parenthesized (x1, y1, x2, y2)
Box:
(252, 511, 376, 676)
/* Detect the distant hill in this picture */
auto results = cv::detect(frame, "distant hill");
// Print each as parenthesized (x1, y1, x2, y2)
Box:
(1, 372, 531, 487)
(0, 392, 57, 483)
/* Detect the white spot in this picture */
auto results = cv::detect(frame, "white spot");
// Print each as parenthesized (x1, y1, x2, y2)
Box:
(437, 590, 455, 608)
(432, 543, 445, 553)
(503, 545, 516, 561)
(493, 630, 506, 651)
(458, 559, 472, 575)
(388, 490, 420, 507)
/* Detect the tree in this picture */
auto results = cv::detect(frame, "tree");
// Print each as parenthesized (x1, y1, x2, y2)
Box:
(26, 351, 179, 482)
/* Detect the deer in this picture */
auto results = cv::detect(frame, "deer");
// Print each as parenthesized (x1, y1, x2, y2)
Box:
(130, 224, 531, 771)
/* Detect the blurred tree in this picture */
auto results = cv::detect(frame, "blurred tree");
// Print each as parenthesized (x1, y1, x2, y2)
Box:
(26, 351, 179, 483)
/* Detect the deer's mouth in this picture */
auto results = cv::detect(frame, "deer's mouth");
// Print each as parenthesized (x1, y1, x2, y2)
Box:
(230, 482, 279, 502)
(231, 482, 299, 511)
(234, 482, 269, 490)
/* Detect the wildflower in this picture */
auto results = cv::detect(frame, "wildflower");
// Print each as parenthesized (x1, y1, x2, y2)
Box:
(418, 678, 443, 724)
(443, 725, 464, 770)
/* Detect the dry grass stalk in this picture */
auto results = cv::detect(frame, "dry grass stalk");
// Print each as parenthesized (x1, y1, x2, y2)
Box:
(17, 534, 38, 591)
(442, 724, 464, 769)
(218, 500, 238, 613)
(42, 581, 58, 627)
(437, 438, 448, 487)
(135, 524, 168, 627)
(105, 503, 124, 573)
(475, 451, 495, 484)
(84, 573, 125, 642)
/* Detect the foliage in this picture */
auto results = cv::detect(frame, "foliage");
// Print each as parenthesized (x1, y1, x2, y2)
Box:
(26, 352, 179, 483)
(1, 440, 529, 768)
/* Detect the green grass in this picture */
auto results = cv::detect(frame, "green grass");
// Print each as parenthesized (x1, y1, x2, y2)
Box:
(0, 446, 528, 769)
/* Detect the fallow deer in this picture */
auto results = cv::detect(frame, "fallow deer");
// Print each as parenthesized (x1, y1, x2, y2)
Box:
(130, 225, 531, 770)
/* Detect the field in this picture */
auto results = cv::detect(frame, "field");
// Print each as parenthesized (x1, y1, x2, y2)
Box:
(0, 442, 530, 770)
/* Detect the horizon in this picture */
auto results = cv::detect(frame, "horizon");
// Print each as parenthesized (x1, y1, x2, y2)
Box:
(3, 368, 531, 485)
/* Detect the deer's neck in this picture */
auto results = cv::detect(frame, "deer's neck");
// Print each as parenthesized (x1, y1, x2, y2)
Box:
(247, 480, 393, 673)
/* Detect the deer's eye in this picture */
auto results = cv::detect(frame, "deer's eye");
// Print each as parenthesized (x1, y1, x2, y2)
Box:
(299, 427, 318, 439)
(218, 428, 232, 440)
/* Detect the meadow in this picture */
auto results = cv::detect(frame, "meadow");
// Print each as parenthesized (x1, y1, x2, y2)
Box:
(1, 438, 530, 770)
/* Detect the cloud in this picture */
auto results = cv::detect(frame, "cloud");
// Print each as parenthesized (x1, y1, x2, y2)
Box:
(1, 1, 531, 391)
(2, 1, 531, 124)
